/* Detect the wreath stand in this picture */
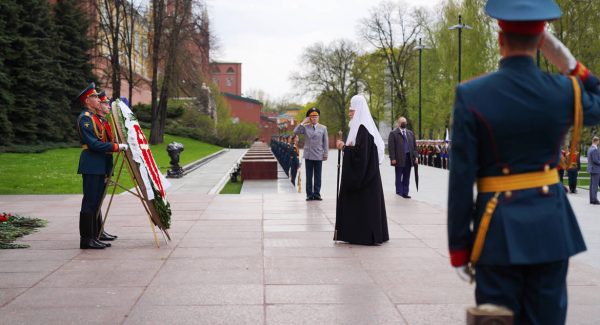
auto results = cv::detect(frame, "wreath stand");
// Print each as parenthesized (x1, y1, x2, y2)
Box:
(95, 107, 172, 248)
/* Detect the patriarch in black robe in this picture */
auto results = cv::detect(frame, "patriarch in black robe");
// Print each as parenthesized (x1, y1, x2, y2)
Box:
(334, 94, 389, 245)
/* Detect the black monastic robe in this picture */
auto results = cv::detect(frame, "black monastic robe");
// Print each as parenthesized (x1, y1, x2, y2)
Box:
(335, 125, 389, 245)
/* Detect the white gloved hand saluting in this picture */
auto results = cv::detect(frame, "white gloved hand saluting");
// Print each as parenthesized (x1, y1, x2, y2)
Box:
(540, 31, 577, 74)
(118, 144, 129, 151)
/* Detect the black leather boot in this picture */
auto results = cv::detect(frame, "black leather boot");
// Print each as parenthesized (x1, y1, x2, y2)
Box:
(97, 211, 118, 240)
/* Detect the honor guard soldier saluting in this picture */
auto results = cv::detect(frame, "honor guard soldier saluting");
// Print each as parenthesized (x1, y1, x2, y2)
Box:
(76, 83, 127, 249)
(294, 107, 328, 201)
(448, 0, 600, 323)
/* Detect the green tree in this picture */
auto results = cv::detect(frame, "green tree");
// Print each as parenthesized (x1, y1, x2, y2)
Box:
(553, 0, 600, 140)
(355, 52, 387, 129)
(52, 0, 97, 139)
(405, 0, 495, 138)
(292, 39, 361, 135)
(0, 0, 17, 145)
(5, 0, 71, 144)
(360, 2, 421, 121)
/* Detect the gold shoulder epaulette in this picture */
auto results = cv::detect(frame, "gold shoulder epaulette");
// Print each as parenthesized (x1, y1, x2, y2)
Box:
(84, 112, 91, 117)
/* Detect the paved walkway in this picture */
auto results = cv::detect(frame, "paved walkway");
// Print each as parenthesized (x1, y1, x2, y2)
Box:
(167, 149, 247, 194)
(1, 149, 599, 324)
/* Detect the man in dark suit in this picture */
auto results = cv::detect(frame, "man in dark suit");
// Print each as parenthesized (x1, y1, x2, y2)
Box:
(448, 0, 600, 322)
(587, 137, 600, 204)
(388, 117, 417, 198)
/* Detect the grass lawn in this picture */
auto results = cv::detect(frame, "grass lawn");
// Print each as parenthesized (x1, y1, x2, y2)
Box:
(219, 180, 243, 194)
(0, 131, 222, 195)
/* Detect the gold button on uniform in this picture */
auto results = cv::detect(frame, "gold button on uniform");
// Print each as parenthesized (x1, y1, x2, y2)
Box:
(542, 185, 549, 194)
(505, 191, 512, 199)
(502, 167, 510, 175)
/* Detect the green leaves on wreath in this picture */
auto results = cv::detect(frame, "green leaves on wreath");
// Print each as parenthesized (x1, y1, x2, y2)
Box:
(152, 187, 172, 229)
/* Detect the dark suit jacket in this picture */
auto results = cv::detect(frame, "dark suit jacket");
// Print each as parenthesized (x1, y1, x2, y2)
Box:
(587, 146, 600, 174)
(388, 128, 417, 167)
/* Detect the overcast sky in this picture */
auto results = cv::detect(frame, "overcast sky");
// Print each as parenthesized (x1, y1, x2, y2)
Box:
(205, 0, 442, 103)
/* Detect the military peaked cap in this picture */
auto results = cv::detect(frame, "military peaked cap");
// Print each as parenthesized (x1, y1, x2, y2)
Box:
(98, 90, 109, 103)
(306, 107, 320, 117)
(76, 82, 98, 104)
(485, 0, 561, 22)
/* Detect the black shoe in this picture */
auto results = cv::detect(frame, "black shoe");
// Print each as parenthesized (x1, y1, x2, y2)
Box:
(80, 238, 106, 249)
(401, 195, 412, 199)
(591, 201, 600, 205)
(313, 195, 322, 201)
(102, 231, 118, 239)
(306, 197, 314, 201)
(99, 233, 116, 241)
(94, 239, 111, 247)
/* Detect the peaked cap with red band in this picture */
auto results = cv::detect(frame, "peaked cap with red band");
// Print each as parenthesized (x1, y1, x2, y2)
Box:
(97, 90, 109, 103)
(76, 82, 99, 104)
(485, 0, 561, 35)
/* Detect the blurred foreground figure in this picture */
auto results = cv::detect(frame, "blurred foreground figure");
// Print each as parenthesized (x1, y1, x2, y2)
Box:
(448, 0, 600, 323)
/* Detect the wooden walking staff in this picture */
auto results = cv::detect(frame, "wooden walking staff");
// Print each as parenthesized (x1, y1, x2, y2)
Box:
(336, 130, 343, 199)
(334, 130, 343, 241)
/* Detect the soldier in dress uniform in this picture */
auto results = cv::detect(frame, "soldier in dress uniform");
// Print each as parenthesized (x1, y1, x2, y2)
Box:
(566, 146, 580, 194)
(290, 134, 300, 186)
(448, 0, 600, 323)
(294, 107, 328, 201)
(76, 83, 127, 249)
(95, 91, 118, 241)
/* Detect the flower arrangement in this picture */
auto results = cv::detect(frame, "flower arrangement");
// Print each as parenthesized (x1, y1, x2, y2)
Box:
(0, 212, 11, 223)
(0, 213, 47, 249)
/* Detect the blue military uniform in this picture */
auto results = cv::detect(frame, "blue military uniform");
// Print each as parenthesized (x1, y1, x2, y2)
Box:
(94, 90, 119, 241)
(76, 83, 118, 249)
(448, 0, 600, 323)
(290, 141, 300, 186)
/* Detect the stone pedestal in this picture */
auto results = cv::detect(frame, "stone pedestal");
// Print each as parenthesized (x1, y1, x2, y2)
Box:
(240, 142, 278, 180)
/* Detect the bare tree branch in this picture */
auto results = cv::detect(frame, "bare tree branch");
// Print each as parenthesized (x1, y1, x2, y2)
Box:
(359, 1, 421, 120)
(292, 39, 362, 134)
